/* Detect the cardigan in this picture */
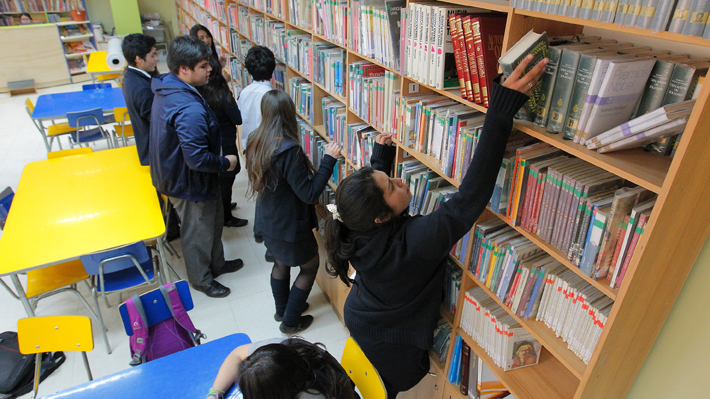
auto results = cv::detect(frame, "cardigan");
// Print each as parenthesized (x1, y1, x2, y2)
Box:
(255, 139, 337, 242)
(344, 76, 529, 349)
(121, 67, 154, 165)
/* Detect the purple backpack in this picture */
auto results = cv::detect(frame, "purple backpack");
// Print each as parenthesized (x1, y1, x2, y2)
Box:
(125, 283, 205, 366)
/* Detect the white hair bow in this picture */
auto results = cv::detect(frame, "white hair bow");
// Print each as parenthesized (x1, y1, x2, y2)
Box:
(326, 204, 342, 222)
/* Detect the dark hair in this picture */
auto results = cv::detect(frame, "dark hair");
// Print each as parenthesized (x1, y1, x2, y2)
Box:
(238, 339, 354, 399)
(245, 90, 314, 198)
(196, 60, 231, 112)
(325, 167, 395, 286)
(167, 35, 211, 75)
(20, 12, 31, 20)
(189, 24, 219, 59)
(122, 33, 157, 67)
(245, 46, 276, 81)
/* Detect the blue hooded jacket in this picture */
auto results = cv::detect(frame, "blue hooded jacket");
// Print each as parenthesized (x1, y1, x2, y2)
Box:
(149, 72, 229, 201)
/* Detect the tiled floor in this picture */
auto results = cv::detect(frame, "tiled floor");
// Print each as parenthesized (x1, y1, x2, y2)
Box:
(0, 77, 349, 398)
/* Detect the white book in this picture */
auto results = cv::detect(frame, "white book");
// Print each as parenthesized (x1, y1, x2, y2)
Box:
(411, 3, 423, 80)
(580, 58, 657, 143)
(596, 117, 688, 153)
(418, 4, 434, 84)
(428, 6, 443, 87)
(609, 198, 656, 287)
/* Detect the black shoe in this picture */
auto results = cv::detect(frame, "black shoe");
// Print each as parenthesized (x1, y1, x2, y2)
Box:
(275, 302, 309, 322)
(224, 217, 248, 228)
(265, 250, 275, 263)
(254, 233, 264, 244)
(279, 315, 314, 334)
(192, 281, 230, 298)
(231, 202, 237, 210)
(214, 259, 244, 278)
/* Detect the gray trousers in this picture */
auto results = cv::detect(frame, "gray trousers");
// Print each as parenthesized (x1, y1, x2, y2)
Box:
(169, 196, 225, 287)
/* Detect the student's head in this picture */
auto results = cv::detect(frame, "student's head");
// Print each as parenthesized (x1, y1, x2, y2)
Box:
(244, 46, 275, 81)
(189, 24, 218, 57)
(167, 35, 212, 86)
(196, 62, 231, 112)
(20, 13, 31, 24)
(122, 33, 158, 73)
(246, 90, 311, 198)
(324, 167, 411, 286)
(238, 339, 354, 399)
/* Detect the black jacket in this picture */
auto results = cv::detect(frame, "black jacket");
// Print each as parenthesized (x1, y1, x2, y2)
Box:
(149, 73, 229, 201)
(121, 67, 153, 166)
(344, 77, 529, 349)
(255, 139, 336, 242)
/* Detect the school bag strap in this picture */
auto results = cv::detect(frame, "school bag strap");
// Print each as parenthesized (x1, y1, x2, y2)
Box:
(126, 294, 149, 366)
(159, 284, 206, 344)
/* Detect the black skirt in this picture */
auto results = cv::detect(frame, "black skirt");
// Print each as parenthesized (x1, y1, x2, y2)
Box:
(351, 333, 430, 395)
(262, 231, 319, 266)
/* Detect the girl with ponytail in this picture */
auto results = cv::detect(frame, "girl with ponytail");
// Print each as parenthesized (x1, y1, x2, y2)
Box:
(324, 56, 548, 398)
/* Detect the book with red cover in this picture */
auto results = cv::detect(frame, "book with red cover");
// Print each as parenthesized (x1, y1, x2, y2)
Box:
(448, 13, 468, 99)
(462, 15, 482, 103)
(454, 15, 473, 101)
(614, 210, 650, 289)
(471, 15, 506, 107)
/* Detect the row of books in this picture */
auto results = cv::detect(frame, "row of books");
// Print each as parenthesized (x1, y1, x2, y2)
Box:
(290, 77, 313, 122)
(200, 0, 227, 23)
(314, 0, 347, 46)
(448, 336, 512, 399)
(285, 31, 314, 79)
(461, 286, 543, 371)
(431, 319, 453, 364)
(287, 0, 311, 29)
(241, 0, 286, 19)
(348, 63, 400, 136)
(345, 123, 378, 168)
(322, 97, 347, 148)
(512, 0, 710, 39)
(349, 0, 405, 72)
(229, 33, 250, 61)
(1, 0, 46, 12)
(319, 185, 334, 208)
(491, 141, 657, 287)
(300, 123, 346, 185)
(229, 56, 252, 89)
(313, 45, 346, 97)
(274, 64, 286, 91)
(58, 23, 90, 38)
(444, 260, 463, 315)
(63, 40, 94, 55)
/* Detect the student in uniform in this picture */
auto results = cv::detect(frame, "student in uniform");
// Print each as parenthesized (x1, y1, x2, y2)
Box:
(190, 24, 231, 82)
(207, 338, 356, 399)
(323, 56, 548, 398)
(245, 89, 342, 333)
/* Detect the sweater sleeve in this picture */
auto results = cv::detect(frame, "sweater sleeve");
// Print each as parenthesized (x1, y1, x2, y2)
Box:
(282, 147, 337, 205)
(370, 142, 396, 173)
(174, 104, 230, 173)
(136, 85, 154, 121)
(405, 76, 529, 262)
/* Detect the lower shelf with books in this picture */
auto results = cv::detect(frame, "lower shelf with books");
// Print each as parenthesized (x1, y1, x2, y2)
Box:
(393, 137, 461, 188)
(456, 328, 578, 399)
(404, 76, 488, 115)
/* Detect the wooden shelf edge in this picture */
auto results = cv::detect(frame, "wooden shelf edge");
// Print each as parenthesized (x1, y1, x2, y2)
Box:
(347, 49, 401, 77)
(312, 30, 346, 48)
(391, 137, 461, 188)
(346, 106, 391, 137)
(438, 0, 511, 13)
(403, 76, 489, 114)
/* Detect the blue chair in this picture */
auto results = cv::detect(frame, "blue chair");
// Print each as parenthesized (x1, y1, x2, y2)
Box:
(66, 108, 114, 149)
(82, 83, 112, 90)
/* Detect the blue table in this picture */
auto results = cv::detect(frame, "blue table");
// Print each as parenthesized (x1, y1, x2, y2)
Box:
(42, 333, 251, 399)
(32, 88, 126, 121)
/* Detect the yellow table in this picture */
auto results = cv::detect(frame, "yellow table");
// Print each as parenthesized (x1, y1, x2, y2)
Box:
(0, 147, 166, 316)
(87, 50, 123, 83)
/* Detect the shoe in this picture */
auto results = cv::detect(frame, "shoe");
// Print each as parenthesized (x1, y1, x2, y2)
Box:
(279, 315, 314, 334)
(192, 281, 230, 298)
(274, 302, 309, 322)
(214, 259, 244, 278)
(231, 202, 237, 210)
(254, 233, 264, 244)
(224, 217, 248, 228)
(265, 250, 275, 263)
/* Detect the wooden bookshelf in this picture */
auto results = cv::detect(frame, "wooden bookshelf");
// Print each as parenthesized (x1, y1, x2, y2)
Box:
(177, 1, 710, 399)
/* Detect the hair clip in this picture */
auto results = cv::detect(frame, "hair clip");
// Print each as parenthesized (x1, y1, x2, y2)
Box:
(326, 204, 342, 222)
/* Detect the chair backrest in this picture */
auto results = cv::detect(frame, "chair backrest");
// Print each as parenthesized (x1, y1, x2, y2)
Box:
(47, 147, 94, 159)
(67, 108, 105, 128)
(341, 337, 387, 399)
(118, 280, 195, 335)
(82, 83, 112, 91)
(80, 241, 152, 275)
(114, 107, 130, 124)
(25, 98, 34, 115)
(17, 316, 94, 354)
(0, 186, 14, 230)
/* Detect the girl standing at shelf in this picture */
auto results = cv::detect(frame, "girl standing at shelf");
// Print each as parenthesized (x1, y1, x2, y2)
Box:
(323, 55, 548, 397)
(190, 24, 232, 82)
(246, 89, 342, 333)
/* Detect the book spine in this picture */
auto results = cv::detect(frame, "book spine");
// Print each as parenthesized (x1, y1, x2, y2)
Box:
(548, 49, 582, 133)
(636, 0, 661, 28)
(662, 64, 699, 105)
(463, 18, 481, 103)
(455, 15, 473, 100)
(449, 14, 467, 98)
(615, 214, 648, 288)
(651, 0, 679, 31)
(635, 60, 675, 116)
(667, 0, 694, 32)
(562, 54, 597, 139)
(534, 47, 561, 127)
(681, 0, 710, 36)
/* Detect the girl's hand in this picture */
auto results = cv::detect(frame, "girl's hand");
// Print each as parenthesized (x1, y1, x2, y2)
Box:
(376, 133, 393, 146)
(501, 54, 549, 96)
(325, 142, 342, 158)
(219, 53, 228, 67)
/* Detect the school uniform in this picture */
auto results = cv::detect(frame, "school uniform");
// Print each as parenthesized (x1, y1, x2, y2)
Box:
(238, 80, 272, 149)
(212, 92, 243, 222)
(121, 66, 153, 166)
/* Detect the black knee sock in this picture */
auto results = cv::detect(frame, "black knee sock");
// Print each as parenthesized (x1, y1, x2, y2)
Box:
(282, 285, 311, 326)
(271, 276, 290, 317)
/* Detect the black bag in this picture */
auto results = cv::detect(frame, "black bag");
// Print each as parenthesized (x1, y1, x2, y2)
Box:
(0, 331, 66, 398)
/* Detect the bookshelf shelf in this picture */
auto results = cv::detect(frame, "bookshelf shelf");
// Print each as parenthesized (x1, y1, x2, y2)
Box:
(392, 137, 461, 188)
(513, 120, 671, 194)
(55, 21, 91, 26)
(438, 0, 511, 13)
(65, 50, 94, 59)
(60, 33, 93, 42)
(347, 49, 400, 77)
(312, 31, 345, 48)
(403, 76, 489, 114)
(514, 8, 710, 48)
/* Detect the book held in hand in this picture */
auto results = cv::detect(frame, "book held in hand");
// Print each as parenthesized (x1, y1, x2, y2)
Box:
(499, 30, 550, 121)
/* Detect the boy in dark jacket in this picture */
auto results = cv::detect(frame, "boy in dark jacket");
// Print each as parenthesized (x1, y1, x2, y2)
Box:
(150, 36, 243, 298)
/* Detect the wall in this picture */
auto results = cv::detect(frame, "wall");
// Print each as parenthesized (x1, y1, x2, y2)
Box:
(85, 0, 114, 35)
(137, 0, 179, 41)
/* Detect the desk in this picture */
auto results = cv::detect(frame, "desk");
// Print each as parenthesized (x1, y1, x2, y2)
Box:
(32, 87, 125, 121)
(0, 147, 166, 316)
(87, 51, 123, 83)
(42, 333, 251, 399)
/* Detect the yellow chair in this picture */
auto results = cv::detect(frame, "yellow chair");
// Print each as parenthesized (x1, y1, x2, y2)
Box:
(97, 73, 122, 84)
(17, 316, 94, 399)
(47, 147, 94, 159)
(113, 107, 134, 147)
(26, 99, 74, 152)
(341, 337, 387, 399)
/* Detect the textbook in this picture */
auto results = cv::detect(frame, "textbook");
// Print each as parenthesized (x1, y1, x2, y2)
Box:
(596, 117, 688, 153)
(534, 46, 562, 127)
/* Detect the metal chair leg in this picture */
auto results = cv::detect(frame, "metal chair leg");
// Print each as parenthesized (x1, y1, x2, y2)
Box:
(0, 278, 18, 299)
(81, 352, 93, 381)
(102, 292, 110, 309)
(91, 287, 112, 354)
(165, 260, 182, 281)
(31, 353, 42, 399)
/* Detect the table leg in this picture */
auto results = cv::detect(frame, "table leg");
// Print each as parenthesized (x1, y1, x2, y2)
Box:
(156, 238, 170, 284)
(11, 275, 35, 317)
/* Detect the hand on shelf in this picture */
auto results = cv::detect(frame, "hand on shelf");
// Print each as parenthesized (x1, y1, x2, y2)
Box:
(375, 133, 393, 146)
(501, 54, 548, 96)
(325, 142, 342, 158)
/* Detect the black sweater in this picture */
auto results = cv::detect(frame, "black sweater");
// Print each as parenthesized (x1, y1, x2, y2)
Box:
(121, 67, 153, 166)
(344, 77, 529, 349)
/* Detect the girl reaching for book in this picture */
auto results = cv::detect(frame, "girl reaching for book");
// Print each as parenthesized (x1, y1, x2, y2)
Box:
(324, 54, 548, 398)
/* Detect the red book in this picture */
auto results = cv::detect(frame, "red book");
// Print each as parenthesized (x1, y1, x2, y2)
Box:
(448, 13, 468, 99)
(608, 215, 630, 281)
(462, 15, 482, 103)
(528, 172, 547, 233)
(615, 211, 649, 289)
(471, 15, 506, 107)
(455, 15, 473, 101)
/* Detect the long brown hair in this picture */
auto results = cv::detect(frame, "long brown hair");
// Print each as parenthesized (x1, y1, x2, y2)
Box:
(245, 89, 314, 198)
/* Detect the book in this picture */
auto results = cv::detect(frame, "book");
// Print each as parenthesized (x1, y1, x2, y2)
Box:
(472, 15, 507, 107)
(609, 198, 656, 285)
(385, 0, 406, 70)
(650, 0, 679, 31)
(463, 15, 483, 103)
(596, 117, 688, 153)
(499, 30, 550, 121)
(662, 62, 708, 106)
(667, 0, 694, 32)
(634, 59, 678, 117)
(534, 46, 562, 127)
(614, 208, 651, 288)
(636, 0, 661, 28)
(579, 202, 611, 277)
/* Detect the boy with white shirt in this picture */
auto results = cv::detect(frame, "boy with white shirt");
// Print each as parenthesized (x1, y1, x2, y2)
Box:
(239, 46, 276, 262)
